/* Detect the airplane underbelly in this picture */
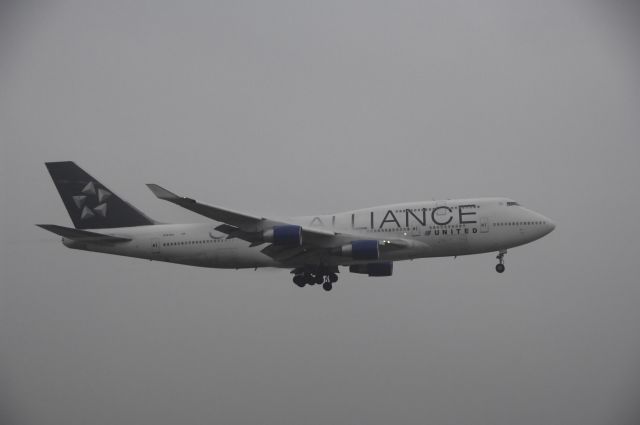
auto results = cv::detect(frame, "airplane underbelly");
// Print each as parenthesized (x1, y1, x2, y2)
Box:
(213, 248, 277, 268)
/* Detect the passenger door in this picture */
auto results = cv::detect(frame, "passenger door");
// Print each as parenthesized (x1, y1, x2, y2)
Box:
(150, 238, 161, 259)
(479, 217, 490, 233)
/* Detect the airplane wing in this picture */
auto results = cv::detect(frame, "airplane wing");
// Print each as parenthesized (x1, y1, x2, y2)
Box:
(146, 184, 426, 259)
(37, 224, 131, 243)
(146, 184, 270, 230)
(146, 183, 345, 245)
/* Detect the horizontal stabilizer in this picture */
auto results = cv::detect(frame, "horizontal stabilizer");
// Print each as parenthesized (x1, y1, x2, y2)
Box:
(37, 224, 131, 243)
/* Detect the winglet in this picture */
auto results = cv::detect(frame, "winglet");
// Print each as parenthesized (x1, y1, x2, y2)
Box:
(146, 184, 180, 200)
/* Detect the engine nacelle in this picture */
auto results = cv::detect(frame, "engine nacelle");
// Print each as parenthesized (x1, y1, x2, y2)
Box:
(263, 225, 302, 246)
(349, 262, 393, 277)
(338, 240, 380, 260)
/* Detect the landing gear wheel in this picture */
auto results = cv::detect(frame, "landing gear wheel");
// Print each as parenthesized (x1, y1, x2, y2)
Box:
(329, 273, 338, 283)
(314, 274, 324, 285)
(495, 250, 507, 273)
(322, 282, 333, 291)
(293, 275, 305, 287)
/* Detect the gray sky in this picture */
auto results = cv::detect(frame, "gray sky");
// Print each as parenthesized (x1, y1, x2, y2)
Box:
(2, 1, 640, 424)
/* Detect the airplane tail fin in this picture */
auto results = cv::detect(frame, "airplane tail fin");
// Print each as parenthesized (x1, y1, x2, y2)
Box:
(45, 161, 155, 229)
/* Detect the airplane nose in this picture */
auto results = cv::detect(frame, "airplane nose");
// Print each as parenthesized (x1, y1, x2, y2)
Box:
(543, 217, 556, 234)
(530, 211, 555, 235)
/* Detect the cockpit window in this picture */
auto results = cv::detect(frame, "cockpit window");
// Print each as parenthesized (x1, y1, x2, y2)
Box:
(506, 201, 520, 206)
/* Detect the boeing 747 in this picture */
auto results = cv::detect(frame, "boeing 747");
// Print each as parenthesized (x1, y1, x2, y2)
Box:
(38, 162, 555, 291)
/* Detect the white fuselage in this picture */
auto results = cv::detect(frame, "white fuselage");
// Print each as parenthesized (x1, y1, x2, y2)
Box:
(61, 197, 555, 269)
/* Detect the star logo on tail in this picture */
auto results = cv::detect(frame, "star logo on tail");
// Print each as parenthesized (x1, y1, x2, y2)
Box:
(74, 181, 111, 220)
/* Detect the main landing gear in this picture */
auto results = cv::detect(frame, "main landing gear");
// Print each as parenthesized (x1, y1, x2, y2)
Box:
(292, 267, 339, 291)
(495, 250, 506, 273)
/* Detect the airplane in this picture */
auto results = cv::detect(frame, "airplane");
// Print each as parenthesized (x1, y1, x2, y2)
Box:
(38, 161, 556, 291)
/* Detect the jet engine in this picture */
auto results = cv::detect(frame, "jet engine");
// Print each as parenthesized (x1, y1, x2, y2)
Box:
(263, 225, 302, 246)
(337, 240, 380, 260)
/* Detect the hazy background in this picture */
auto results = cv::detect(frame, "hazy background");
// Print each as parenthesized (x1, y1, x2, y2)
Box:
(2, 1, 639, 424)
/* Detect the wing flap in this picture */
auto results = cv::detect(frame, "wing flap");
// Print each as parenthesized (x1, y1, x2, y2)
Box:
(260, 245, 309, 261)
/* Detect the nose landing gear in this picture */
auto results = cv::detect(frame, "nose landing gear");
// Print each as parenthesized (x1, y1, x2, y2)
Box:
(495, 250, 506, 273)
